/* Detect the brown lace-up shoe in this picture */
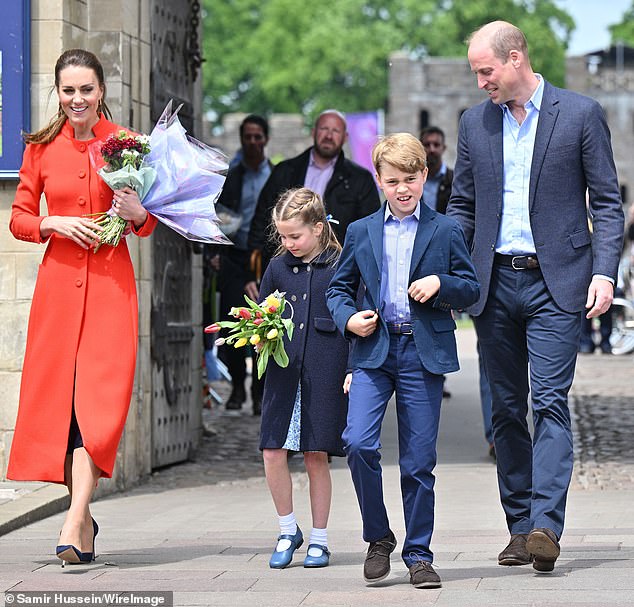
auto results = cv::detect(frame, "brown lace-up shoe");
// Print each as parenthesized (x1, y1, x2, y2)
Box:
(409, 560, 442, 588)
(363, 530, 397, 583)
(527, 527, 560, 573)
(498, 533, 531, 566)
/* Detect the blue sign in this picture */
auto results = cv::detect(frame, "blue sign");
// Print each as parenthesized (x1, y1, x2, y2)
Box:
(0, 1, 30, 178)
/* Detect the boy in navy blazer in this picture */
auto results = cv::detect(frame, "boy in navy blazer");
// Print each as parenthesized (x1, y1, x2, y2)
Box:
(327, 133, 479, 589)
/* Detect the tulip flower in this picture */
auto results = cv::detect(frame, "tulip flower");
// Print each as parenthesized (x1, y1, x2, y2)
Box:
(266, 294, 281, 309)
(213, 290, 293, 379)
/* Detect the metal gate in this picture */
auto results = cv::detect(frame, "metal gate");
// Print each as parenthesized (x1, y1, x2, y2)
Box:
(150, 0, 204, 468)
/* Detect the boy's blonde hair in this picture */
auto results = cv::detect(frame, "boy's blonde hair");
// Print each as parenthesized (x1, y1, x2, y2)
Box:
(372, 133, 427, 175)
(270, 187, 341, 261)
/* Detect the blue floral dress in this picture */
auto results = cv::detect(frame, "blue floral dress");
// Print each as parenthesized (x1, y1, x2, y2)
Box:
(281, 384, 302, 451)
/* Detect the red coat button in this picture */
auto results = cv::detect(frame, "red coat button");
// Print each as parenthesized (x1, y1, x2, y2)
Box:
(79, 170, 86, 178)
(78, 196, 86, 206)
(75, 279, 83, 287)
(79, 144, 87, 152)
(77, 252, 85, 260)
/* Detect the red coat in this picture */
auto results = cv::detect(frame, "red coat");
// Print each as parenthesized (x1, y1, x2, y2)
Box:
(7, 115, 157, 483)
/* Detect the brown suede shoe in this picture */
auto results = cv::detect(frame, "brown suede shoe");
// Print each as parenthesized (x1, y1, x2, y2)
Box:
(498, 533, 531, 566)
(526, 528, 560, 573)
(409, 560, 442, 589)
(363, 530, 397, 583)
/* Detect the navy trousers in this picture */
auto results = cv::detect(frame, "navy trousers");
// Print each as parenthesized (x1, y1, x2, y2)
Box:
(474, 264, 581, 538)
(343, 333, 443, 566)
(477, 340, 494, 445)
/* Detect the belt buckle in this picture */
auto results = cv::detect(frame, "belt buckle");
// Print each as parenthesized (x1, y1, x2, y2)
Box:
(511, 256, 526, 270)
(401, 323, 413, 335)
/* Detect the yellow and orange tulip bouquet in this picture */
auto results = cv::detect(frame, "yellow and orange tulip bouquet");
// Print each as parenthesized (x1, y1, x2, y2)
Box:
(204, 291, 294, 379)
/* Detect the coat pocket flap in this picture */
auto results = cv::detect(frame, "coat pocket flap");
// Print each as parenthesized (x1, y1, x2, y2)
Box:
(569, 230, 591, 249)
(314, 316, 337, 332)
(431, 317, 456, 332)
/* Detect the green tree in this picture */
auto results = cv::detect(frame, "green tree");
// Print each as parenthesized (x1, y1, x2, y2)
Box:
(202, 0, 573, 124)
(422, 0, 573, 86)
(609, 3, 634, 45)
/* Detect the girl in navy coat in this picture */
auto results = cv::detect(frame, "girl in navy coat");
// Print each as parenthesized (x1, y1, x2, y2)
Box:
(259, 188, 348, 570)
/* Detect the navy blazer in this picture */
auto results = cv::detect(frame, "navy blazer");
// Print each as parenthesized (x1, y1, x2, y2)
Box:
(327, 204, 479, 375)
(448, 80, 624, 316)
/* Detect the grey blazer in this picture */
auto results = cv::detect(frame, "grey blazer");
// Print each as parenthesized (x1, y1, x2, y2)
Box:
(448, 80, 624, 315)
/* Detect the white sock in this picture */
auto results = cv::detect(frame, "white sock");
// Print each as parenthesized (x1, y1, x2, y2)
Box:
(308, 527, 328, 555)
(276, 512, 297, 552)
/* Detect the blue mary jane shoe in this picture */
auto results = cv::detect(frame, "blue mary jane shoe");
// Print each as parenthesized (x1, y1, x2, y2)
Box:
(303, 543, 330, 568)
(269, 527, 303, 569)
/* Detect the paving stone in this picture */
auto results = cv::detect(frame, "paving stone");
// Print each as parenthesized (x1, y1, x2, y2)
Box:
(1, 329, 633, 606)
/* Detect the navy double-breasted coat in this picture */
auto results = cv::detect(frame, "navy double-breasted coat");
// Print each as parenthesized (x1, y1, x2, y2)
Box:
(258, 250, 348, 456)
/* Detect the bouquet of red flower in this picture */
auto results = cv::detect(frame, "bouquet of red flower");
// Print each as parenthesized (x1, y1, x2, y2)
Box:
(205, 291, 294, 379)
(89, 130, 157, 252)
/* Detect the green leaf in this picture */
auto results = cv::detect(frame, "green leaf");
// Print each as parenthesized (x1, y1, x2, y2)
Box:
(284, 319, 294, 341)
(216, 320, 240, 329)
(243, 294, 262, 311)
(272, 342, 289, 368)
(257, 348, 269, 378)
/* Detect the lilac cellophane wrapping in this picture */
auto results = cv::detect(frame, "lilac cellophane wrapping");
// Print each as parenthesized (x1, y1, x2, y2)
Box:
(144, 101, 231, 244)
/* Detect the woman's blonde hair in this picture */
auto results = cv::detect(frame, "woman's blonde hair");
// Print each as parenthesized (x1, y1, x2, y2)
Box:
(24, 49, 112, 145)
(270, 187, 341, 262)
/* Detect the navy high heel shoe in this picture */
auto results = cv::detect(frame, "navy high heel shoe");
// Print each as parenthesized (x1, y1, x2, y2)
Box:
(269, 527, 303, 569)
(56, 518, 98, 567)
(55, 544, 91, 565)
(91, 517, 99, 559)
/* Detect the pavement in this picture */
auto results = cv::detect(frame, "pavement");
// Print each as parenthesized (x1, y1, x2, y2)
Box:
(1, 326, 633, 606)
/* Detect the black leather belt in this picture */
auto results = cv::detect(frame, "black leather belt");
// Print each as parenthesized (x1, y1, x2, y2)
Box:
(494, 253, 540, 270)
(387, 322, 413, 335)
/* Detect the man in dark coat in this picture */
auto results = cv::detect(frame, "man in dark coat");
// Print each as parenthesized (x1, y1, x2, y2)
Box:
(210, 114, 273, 413)
(248, 109, 381, 271)
(420, 126, 454, 215)
(419, 125, 457, 401)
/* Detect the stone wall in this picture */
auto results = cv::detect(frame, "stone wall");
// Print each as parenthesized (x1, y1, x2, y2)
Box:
(566, 53, 634, 205)
(386, 51, 634, 201)
(0, 0, 156, 492)
(386, 52, 483, 169)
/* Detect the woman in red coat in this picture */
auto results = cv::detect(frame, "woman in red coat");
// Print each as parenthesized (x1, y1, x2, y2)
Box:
(7, 49, 157, 565)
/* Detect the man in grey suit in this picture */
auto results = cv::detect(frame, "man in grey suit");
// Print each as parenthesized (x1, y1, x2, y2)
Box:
(448, 21, 624, 573)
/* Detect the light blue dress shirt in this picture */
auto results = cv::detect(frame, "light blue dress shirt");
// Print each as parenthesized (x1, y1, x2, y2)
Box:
(422, 163, 447, 211)
(496, 75, 544, 255)
(381, 202, 420, 323)
(233, 158, 271, 250)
